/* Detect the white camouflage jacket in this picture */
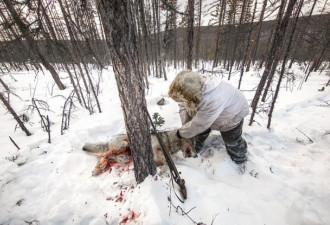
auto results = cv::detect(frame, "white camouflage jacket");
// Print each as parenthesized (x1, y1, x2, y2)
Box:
(168, 71, 249, 139)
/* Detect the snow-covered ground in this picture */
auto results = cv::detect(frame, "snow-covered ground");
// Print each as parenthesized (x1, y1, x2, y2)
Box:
(0, 63, 329, 225)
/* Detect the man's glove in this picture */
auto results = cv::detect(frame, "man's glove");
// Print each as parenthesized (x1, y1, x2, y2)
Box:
(176, 130, 182, 139)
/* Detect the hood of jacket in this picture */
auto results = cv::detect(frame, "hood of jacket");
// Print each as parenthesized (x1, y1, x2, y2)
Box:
(169, 71, 221, 109)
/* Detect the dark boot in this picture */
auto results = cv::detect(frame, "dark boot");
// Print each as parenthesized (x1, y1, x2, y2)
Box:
(220, 120, 247, 164)
(195, 128, 211, 153)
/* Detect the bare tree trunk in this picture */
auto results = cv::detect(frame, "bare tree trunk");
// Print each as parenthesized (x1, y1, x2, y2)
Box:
(194, 0, 202, 69)
(187, 0, 195, 70)
(0, 92, 31, 136)
(225, 5, 236, 71)
(155, 0, 163, 77)
(97, 0, 157, 183)
(0, 77, 10, 92)
(228, 0, 247, 80)
(138, 0, 152, 81)
(249, 0, 297, 126)
(288, 0, 317, 68)
(39, 1, 83, 104)
(151, 0, 160, 77)
(305, 33, 330, 81)
(238, 0, 256, 89)
(172, 0, 178, 69)
(59, 0, 101, 113)
(2, 0, 66, 90)
(213, 0, 226, 68)
(246, 0, 267, 72)
(267, 0, 304, 129)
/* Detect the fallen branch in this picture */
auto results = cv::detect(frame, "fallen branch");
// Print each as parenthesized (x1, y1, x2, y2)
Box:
(167, 178, 204, 225)
(167, 195, 198, 224)
(9, 136, 20, 150)
(296, 128, 313, 143)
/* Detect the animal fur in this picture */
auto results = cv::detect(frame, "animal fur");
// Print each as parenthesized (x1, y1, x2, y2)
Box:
(82, 130, 195, 176)
(168, 70, 203, 109)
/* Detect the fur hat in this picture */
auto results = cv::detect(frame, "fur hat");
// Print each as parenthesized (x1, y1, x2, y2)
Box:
(168, 70, 203, 109)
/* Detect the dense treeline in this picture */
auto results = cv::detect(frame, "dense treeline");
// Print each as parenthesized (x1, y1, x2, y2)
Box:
(0, 14, 328, 65)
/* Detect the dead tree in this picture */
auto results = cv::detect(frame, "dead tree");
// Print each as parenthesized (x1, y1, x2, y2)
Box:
(249, 0, 297, 126)
(2, 0, 66, 90)
(0, 92, 31, 136)
(267, 0, 304, 129)
(213, 0, 226, 68)
(288, 0, 317, 68)
(194, 0, 202, 68)
(228, 0, 247, 80)
(97, 0, 157, 183)
(172, 0, 178, 69)
(246, 0, 267, 72)
(238, 0, 257, 89)
(187, 0, 195, 70)
(59, 0, 102, 113)
(138, 0, 152, 81)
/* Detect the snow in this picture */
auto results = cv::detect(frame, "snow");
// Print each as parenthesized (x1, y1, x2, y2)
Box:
(0, 63, 329, 225)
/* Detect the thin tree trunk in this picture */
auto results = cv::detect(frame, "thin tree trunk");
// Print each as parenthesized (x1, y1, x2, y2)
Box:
(228, 0, 246, 80)
(288, 0, 317, 68)
(0, 92, 31, 136)
(213, 0, 226, 68)
(59, 0, 101, 113)
(151, 0, 160, 77)
(138, 0, 152, 81)
(238, 0, 256, 89)
(194, 0, 202, 69)
(0, 77, 10, 92)
(267, 0, 304, 129)
(173, 0, 178, 69)
(246, 0, 267, 72)
(249, 0, 297, 126)
(187, 0, 195, 70)
(2, 0, 66, 90)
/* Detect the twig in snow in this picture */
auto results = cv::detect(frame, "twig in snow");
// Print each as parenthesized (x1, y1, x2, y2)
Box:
(211, 213, 220, 225)
(61, 91, 76, 135)
(167, 177, 201, 224)
(46, 115, 51, 143)
(9, 136, 20, 150)
(5, 151, 19, 162)
(296, 128, 313, 143)
(32, 98, 52, 143)
(317, 99, 330, 108)
(167, 196, 198, 224)
(24, 219, 40, 225)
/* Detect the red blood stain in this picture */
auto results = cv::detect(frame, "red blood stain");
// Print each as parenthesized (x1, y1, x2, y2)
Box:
(119, 209, 140, 225)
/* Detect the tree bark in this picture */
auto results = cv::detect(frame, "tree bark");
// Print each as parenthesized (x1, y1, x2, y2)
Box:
(187, 0, 195, 70)
(246, 0, 267, 72)
(213, 0, 226, 68)
(138, 0, 152, 81)
(228, 0, 247, 80)
(194, 0, 202, 69)
(238, 0, 256, 89)
(97, 0, 157, 183)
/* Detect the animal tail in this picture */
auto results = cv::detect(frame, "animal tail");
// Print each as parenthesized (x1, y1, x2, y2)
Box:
(82, 142, 109, 153)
